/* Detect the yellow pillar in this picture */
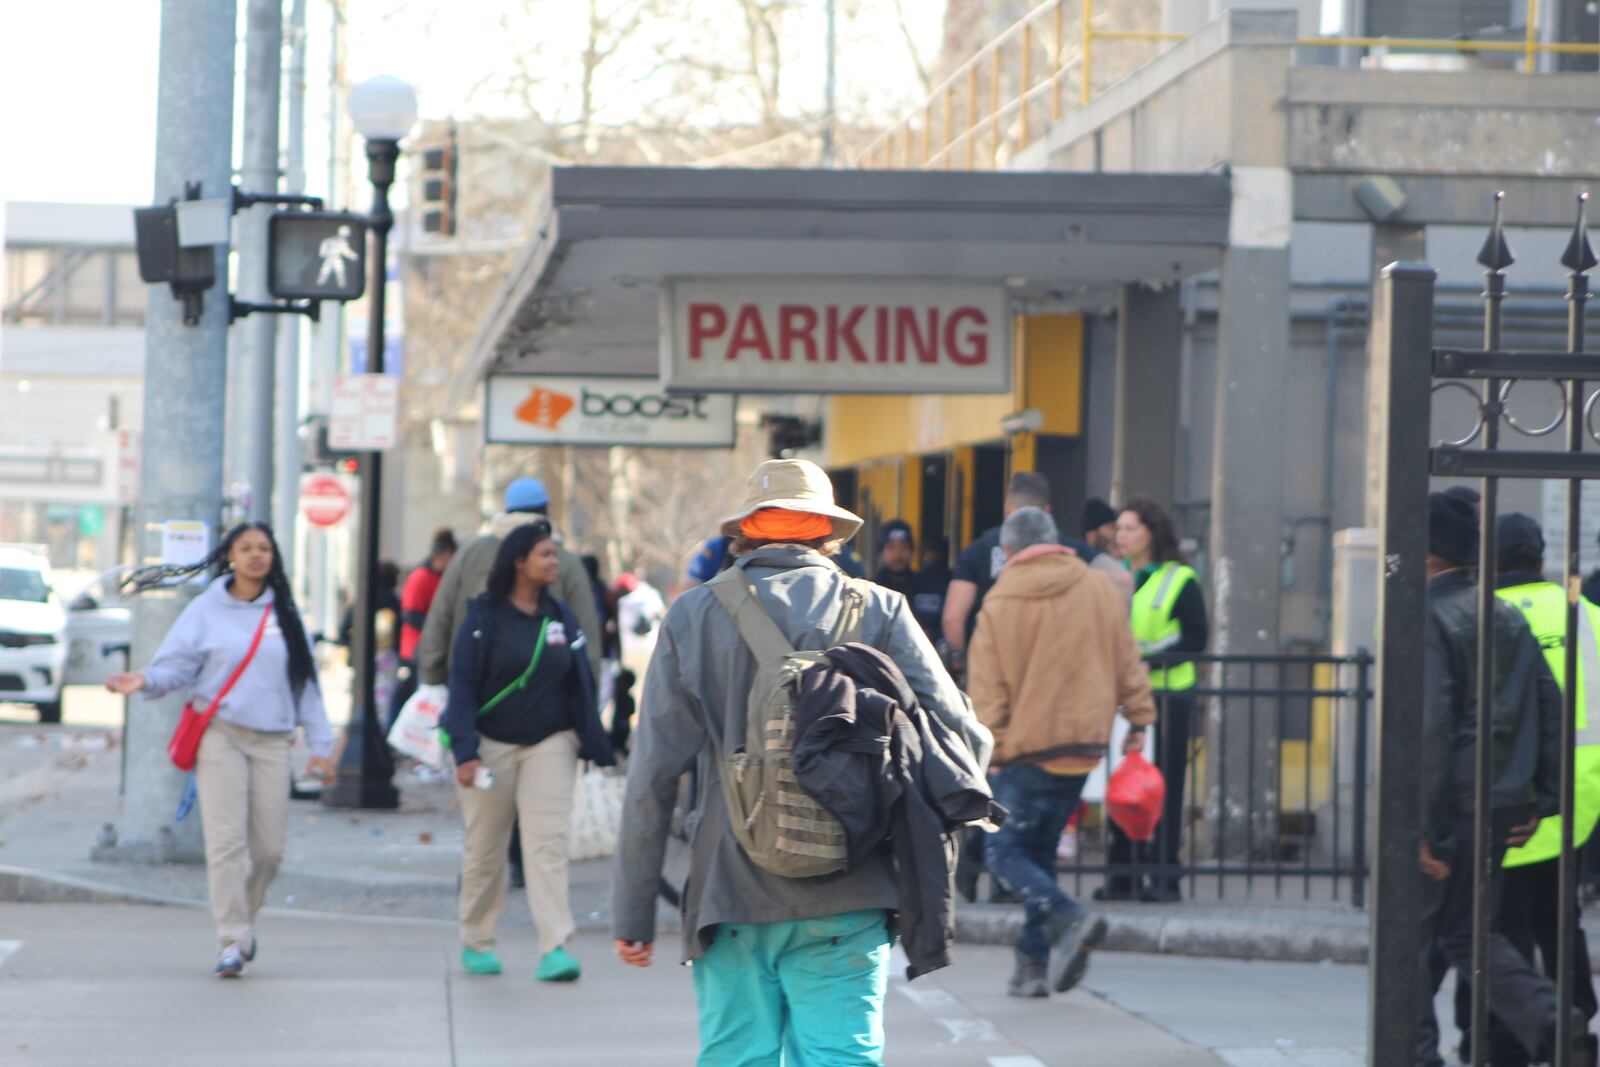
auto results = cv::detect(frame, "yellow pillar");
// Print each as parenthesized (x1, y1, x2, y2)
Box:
(901, 457, 923, 546)
(953, 445, 977, 546)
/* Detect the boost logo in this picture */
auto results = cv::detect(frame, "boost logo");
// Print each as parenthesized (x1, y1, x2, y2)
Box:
(514, 387, 575, 430)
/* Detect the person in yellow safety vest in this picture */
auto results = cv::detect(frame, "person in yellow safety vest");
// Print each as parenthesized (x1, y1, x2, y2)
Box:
(1456, 511, 1600, 1067)
(1096, 495, 1208, 905)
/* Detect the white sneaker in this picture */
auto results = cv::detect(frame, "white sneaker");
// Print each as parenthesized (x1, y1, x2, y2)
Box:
(215, 944, 245, 978)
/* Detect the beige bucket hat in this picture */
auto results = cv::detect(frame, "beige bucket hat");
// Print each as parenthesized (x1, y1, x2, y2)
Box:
(720, 459, 864, 542)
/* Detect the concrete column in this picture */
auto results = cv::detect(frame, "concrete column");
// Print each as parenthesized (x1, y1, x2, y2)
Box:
(1208, 246, 1291, 643)
(1161, 0, 1211, 35)
(1362, 223, 1426, 527)
(102, 0, 238, 864)
(1111, 283, 1183, 507)
(236, 0, 281, 524)
(1206, 168, 1293, 856)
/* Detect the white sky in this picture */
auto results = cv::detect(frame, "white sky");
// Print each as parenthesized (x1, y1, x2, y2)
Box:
(0, 0, 1347, 207)
(0, 0, 950, 208)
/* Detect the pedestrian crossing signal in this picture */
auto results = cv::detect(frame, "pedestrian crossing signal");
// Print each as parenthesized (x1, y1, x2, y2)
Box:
(268, 211, 368, 301)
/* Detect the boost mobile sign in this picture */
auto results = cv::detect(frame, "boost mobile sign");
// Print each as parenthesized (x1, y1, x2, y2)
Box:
(485, 375, 737, 449)
(661, 278, 1012, 394)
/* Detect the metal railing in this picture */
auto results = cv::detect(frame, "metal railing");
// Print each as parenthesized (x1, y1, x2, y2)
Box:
(1054, 650, 1375, 908)
(858, 0, 1599, 172)
(1366, 194, 1600, 1066)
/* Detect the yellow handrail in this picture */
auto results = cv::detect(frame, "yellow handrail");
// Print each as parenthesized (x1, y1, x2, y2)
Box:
(1080, 0, 1093, 106)
(857, 0, 1600, 172)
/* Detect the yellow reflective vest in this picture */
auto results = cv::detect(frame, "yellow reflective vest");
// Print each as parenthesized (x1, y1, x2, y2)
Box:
(1496, 580, 1600, 868)
(1131, 561, 1198, 692)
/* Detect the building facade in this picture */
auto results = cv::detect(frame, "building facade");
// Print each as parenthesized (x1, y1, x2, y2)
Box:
(1, 202, 145, 574)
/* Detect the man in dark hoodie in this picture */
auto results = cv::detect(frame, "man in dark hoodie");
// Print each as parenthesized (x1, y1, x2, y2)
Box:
(1415, 492, 1586, 1067)
(871, 519, 945, 643)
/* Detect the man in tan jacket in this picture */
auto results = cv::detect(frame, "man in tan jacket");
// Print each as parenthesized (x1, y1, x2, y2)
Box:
(968, 506, 1156, 1000)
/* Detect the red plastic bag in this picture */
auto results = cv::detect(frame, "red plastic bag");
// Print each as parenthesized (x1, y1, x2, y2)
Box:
(1106, 750, 1166, 842)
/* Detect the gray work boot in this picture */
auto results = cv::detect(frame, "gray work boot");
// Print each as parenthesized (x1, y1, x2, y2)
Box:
(1006, 949, 1048, 998)
(1044, 909, 1107, 994)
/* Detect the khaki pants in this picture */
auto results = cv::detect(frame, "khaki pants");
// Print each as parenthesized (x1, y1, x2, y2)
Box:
(195, 718, 292, 949)
(458, 731, 580, 954)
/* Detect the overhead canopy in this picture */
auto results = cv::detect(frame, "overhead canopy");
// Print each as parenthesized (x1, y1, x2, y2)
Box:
(455, 166, 1232, 402)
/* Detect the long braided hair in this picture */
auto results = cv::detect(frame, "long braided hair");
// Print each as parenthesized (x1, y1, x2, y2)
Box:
(122, 522, 318, 702)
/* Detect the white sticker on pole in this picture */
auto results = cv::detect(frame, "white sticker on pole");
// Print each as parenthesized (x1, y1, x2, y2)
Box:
(661, 278, 1012, 395)
(160, 521, 210, 567)
(329, 373, 399, 451)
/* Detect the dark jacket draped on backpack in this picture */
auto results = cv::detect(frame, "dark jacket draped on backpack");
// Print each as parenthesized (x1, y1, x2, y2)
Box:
(791, 641, 1003, 979)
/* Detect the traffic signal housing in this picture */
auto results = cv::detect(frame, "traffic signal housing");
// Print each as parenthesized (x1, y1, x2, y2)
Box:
(420, 127, 458, 237)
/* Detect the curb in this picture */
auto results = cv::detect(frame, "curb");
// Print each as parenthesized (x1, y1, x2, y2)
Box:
(0, 863, 683, 936)
(0, 865, 201, 910)
(953, 903, 1370, 964)
(1, 863, 1365, 963)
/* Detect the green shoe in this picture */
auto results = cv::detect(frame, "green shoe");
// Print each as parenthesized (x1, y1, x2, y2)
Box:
(536, 946, 581, 982)
(461, 947, 503, 976)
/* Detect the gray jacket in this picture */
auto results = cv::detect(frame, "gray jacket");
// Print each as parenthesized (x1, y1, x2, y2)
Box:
(142, 576, 333, 757)
(417, 510, 600, 685)
(612, 545, 991, 961)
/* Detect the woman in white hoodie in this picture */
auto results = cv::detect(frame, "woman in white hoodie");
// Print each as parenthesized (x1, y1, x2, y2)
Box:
(107, 522, 334, 977)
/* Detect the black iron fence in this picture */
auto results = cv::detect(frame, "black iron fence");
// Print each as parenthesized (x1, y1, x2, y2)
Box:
(1368, 194, 1600, 1067)
(1055, 650, 1374, 907)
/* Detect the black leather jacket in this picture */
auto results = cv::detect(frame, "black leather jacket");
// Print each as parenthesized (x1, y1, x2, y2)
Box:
(1423, 570, 1560, 848)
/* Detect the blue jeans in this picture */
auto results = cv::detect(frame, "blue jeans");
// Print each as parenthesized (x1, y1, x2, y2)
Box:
(985, 763, 1089, 961)
(692, 909, 891, 1066)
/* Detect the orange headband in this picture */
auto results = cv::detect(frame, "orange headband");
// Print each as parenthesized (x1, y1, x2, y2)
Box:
(740, 508, 834, 542)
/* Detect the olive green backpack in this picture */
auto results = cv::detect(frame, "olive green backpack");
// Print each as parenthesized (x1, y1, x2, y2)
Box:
(706, 567, 869, 878)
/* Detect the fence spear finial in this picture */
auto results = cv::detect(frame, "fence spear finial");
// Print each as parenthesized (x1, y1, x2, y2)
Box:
(1478, 190, 1516, 272)
(1561, 192, 1597, 275)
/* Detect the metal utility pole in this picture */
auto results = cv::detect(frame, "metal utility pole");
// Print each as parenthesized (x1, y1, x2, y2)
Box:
(1365, 262, 1435, 1066)
(323, 73, 415, 810)
(309, 0, 349, 634)
(821, 0, 838, 167)
(275, 0, 308, 571)
(236, 0, 283, 525)
(99, 0, 238, 864)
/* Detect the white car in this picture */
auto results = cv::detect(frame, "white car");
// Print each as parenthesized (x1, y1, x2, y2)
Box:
(62, 564, 135, 693)
(0, 547, 68, 722)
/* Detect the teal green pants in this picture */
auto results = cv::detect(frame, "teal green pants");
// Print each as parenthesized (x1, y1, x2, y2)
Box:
(691, 909, 891, 1067)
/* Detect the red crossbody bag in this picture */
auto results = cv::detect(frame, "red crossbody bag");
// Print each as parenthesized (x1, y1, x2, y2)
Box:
(167, 607, 273, 771)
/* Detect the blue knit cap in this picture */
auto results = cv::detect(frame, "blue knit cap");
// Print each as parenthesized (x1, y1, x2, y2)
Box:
(504, 477, 549, 513)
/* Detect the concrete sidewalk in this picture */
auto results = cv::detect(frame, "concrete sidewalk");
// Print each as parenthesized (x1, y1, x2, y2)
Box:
(0, 716, 1428, 966)
(2, 903, 1229, 1067)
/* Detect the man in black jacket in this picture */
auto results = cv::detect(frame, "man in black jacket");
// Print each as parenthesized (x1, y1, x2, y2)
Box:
(1416, 492, 1583, 1067)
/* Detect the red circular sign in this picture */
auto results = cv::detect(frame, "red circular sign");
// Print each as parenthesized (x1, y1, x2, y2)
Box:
(301, 474, 351, 528)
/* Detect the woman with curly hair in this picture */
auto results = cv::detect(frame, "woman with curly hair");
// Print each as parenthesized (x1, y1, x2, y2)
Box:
(1101, 495, 1208, 904)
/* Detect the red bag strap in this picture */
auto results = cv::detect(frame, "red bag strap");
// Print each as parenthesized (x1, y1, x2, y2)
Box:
(201, 607, 273, 716)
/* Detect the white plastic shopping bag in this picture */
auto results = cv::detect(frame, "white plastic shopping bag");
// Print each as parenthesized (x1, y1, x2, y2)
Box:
(569, 767, 626, 861)
(387, 683, 449, 768)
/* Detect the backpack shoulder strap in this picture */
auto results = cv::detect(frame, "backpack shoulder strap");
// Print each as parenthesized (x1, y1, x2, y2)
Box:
(707, 568, 794, 662)
(830, 577, 870, 646)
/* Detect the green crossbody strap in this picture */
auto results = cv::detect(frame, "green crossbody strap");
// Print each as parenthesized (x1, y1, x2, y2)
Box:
(478, 616, 550, 717)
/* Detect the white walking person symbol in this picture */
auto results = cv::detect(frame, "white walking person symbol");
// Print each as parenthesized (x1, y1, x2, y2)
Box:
(317, 225, 359, 288)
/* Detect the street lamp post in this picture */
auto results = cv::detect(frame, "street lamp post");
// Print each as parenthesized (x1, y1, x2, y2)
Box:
(322, 75, 417, 811)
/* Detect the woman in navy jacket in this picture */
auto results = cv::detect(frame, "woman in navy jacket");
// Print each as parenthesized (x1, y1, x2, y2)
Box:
(444, 519, 613, 982)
